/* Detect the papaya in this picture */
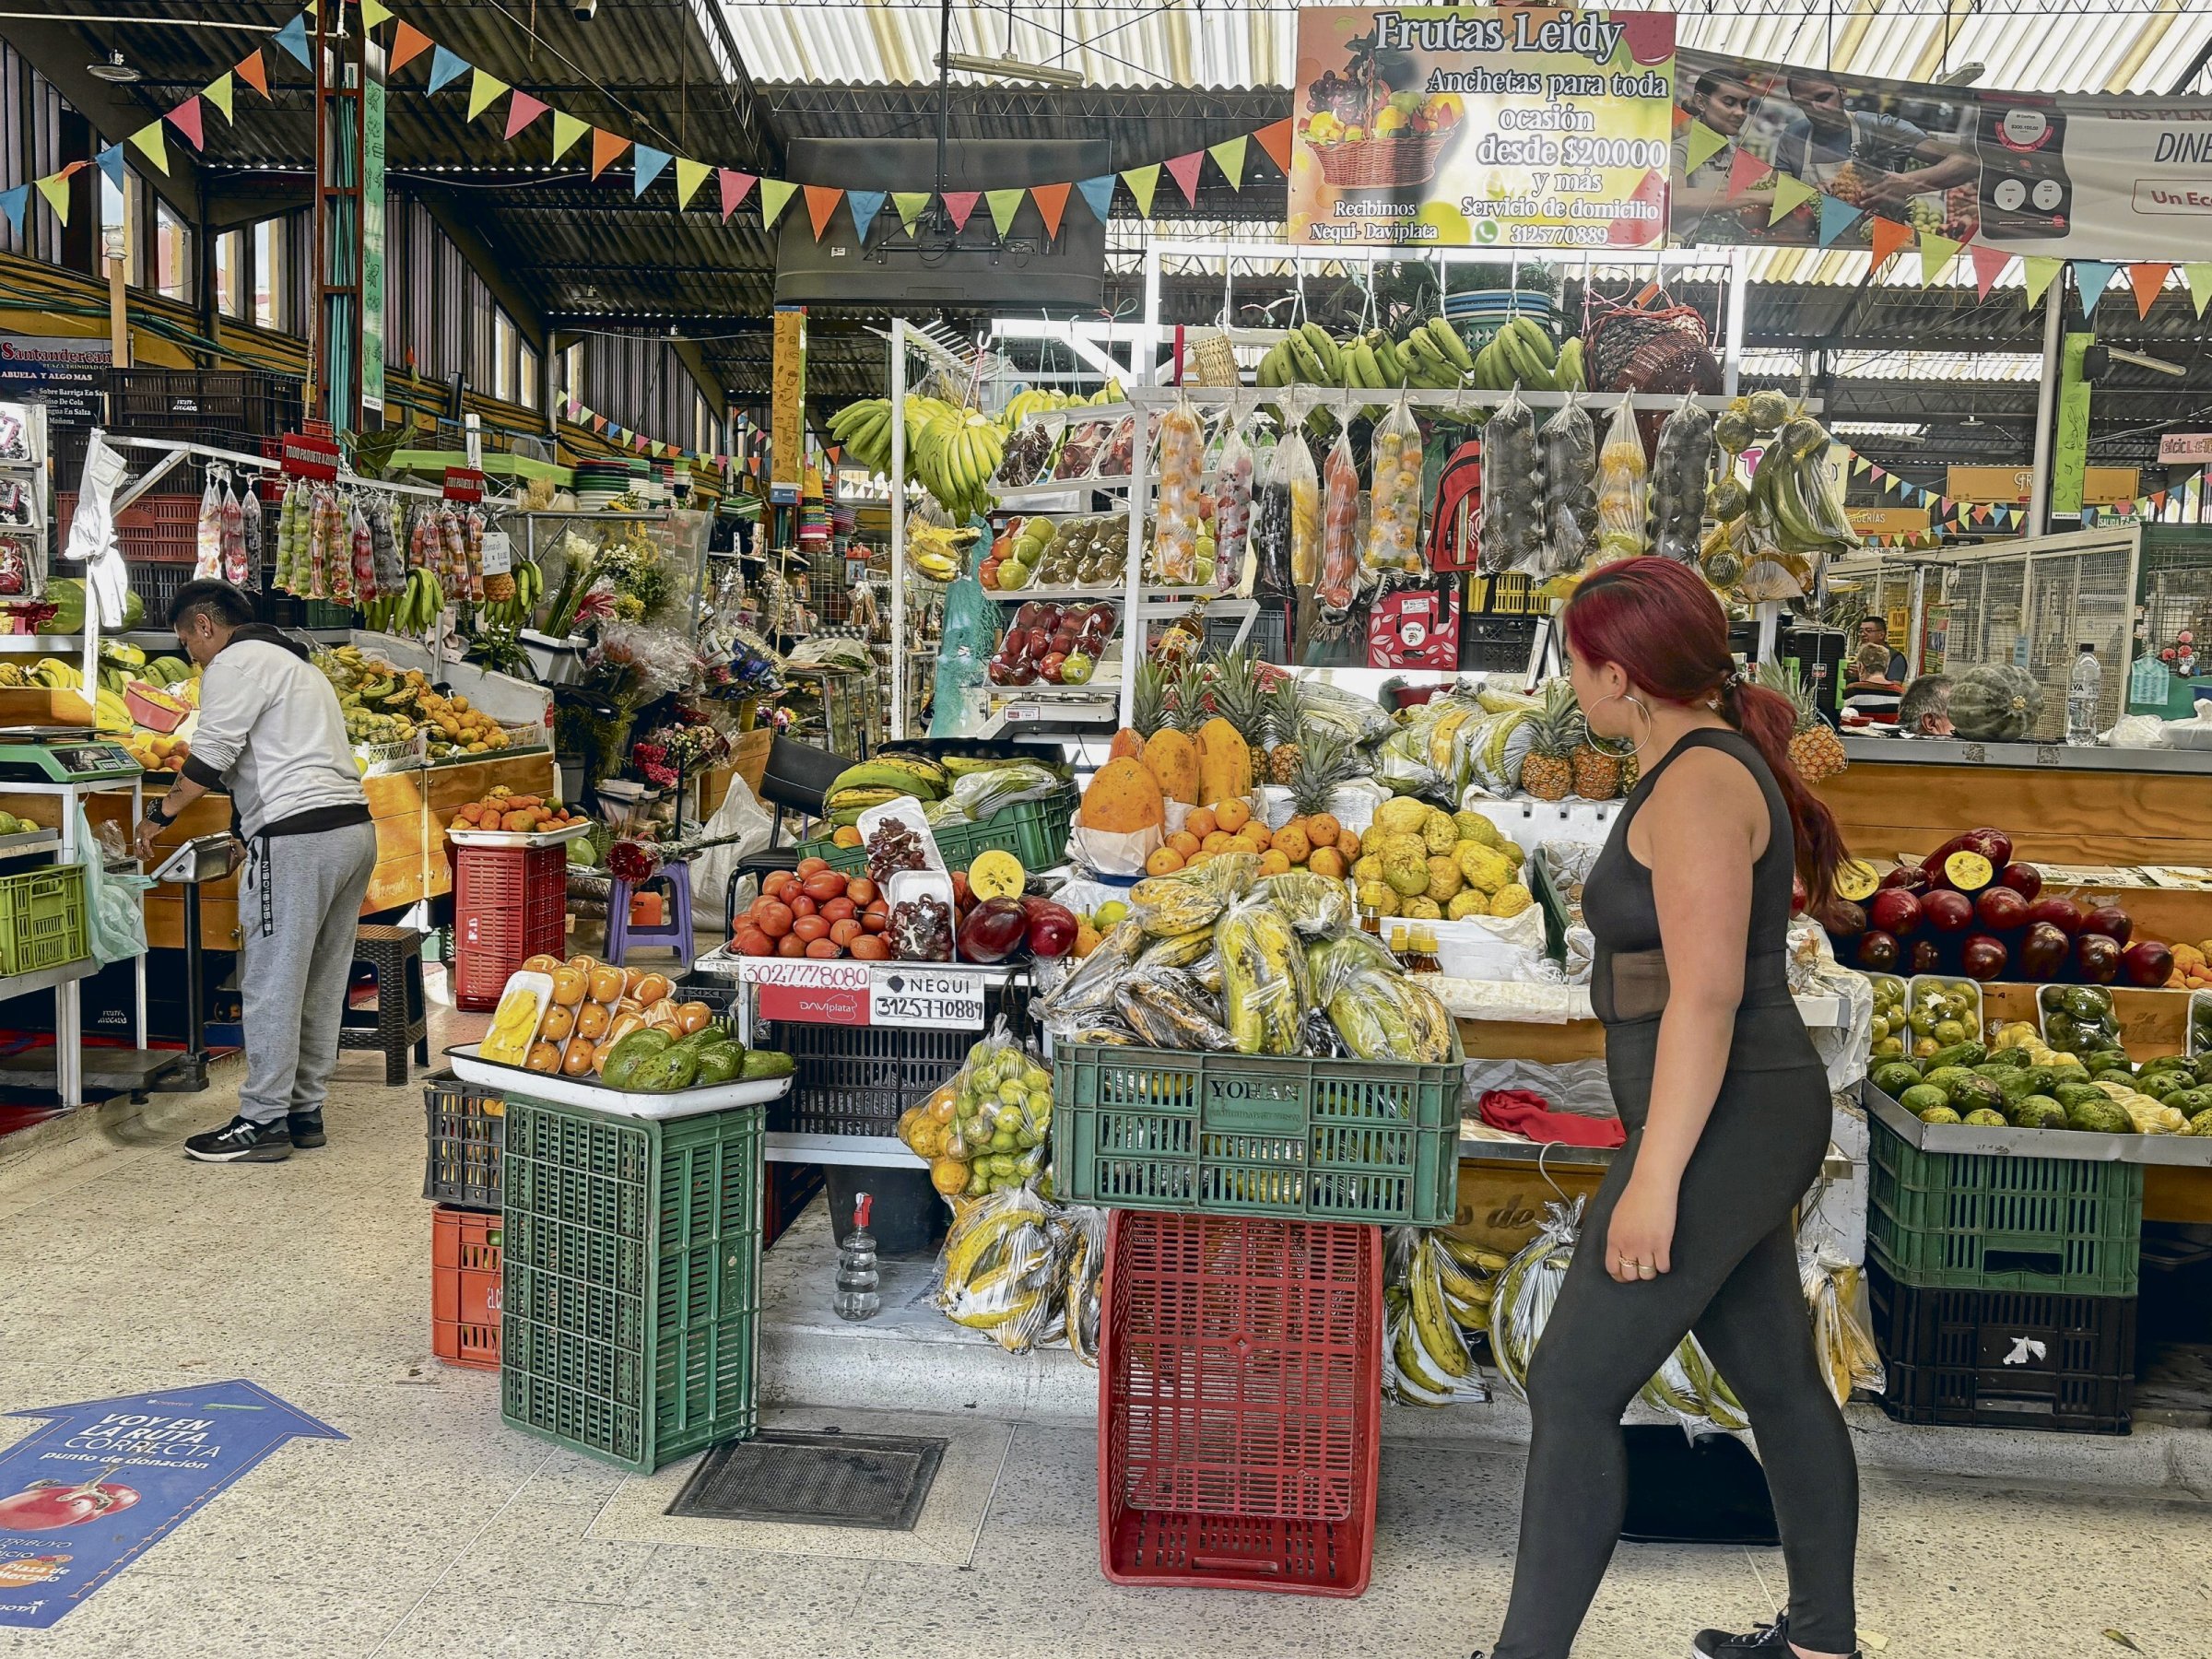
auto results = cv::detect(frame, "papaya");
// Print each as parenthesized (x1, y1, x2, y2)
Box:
(1194, 716, 1251, 806)
(1108, 727, 1145, 762)
(1139, 728, 1200, 806)
(600, 1028, 673, 1090)
(1080, 756, 1165, 834)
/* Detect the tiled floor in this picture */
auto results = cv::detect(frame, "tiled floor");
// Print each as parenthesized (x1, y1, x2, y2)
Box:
(0, 991, 2206, 1658)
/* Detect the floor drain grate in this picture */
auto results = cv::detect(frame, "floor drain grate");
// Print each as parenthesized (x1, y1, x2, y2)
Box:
(667, 1431, 949, 1532)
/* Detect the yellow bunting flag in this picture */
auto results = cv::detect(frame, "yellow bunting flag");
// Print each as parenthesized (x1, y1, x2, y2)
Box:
(33, 171, 71, 224)
(127, 122, 169, 175)
(466, 69, 508, 124)
(551, 111, 588, 160)
(1768, 173, 1816, 225)
(1208, 135, 1247, 188)
(892, 192, 931, 236)
(2183, 264, 2212, 318)
(1917, 229, 1960, 283)
(2021, 255, 2063, 309)
(1682, 120, 1729, 175)
(1122, 163, 1160, 218)
(674, 157, 710, 209)
(759, 178, 797, 227)
(985, 187, 1025, 238)
(204, 72, 235, 124)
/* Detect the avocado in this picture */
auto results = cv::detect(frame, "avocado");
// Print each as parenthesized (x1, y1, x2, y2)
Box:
(2010, 1096, 2068, 1130)
(2093, 1068, 2138, 1088)
(1918, 1105, 1963, 1125)
(2063, 986, 2114, 1021)
(2167, 1088, 2212, 1118)
(2191, 1053, 2212, 1086)
(1963, 1108, 2007, 1127)
(1899, 1084, 1950, 1117)
(2020, 1065, 2067, 1096)
(1980, 1049, 2030, 1071)
(2054, 1082, 2110, 1112)
(2043, 1013, 2087, 1051)
(2078, 1049, 2129, 1076)
(630, 1048, 701, 1094)
(2066, 1099, 2136, 1135)
(739, 1049, 794, 1081)
(1872, 1062, 1924, 1098)
(2039, 982, 2068, 1014)
(1926, 1041, 1986, 1071)
(1947, 1075, 2007, 1115)
(600, 1028, 673, 1090)
(1923, 1065, 1980, 1098)
(691, 1045, 743, 1086)
(1991, 1070, 2041, 1103)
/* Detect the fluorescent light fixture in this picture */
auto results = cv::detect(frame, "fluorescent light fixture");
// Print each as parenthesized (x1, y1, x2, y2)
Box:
(1832, 420, 1927, 440)
(938, 52, 1082, 88)
(2107, 347, 2186, 378)
(88, 51, 139, 84)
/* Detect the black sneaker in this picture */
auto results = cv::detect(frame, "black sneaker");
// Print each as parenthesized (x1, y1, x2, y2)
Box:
(1694, 1614, 1860, 1658)
(183, 1115, 291, 1163)
(287, 1111, 326, 1149)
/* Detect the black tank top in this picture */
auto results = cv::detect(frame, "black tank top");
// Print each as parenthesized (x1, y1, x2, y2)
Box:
(1583, 728, 1818, 1075)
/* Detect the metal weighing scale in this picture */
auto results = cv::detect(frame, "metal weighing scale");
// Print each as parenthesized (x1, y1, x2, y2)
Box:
(0, 730, 144, 786)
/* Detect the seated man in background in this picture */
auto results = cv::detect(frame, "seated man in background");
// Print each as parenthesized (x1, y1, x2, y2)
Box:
(1841, 641, 1902, 724)
(1897, 673, 1954, 737)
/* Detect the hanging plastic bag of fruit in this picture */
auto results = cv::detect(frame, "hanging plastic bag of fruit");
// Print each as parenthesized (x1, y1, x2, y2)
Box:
(1594, 393, 1649, 560)
(1488, 1196, 1583, 1400)
(1061, 1205, 1107, 1366)
(1316, 429, 1361, 614)
(218, 476, 248, 587)
(1477, 387, 1543, 575)
(1151, 393, 1206, 585)
(194, 471, 224, 580)
(1650, 393, 1715, 564)
(1538, 390, 1598, 579)
(1252, 397, 1318, 604)
(934, 1184, 1065, 1354)
(1214, 887, 1313, 1056)
(1363, 397, 1425, 581)
(1212, 418, 1256, 595)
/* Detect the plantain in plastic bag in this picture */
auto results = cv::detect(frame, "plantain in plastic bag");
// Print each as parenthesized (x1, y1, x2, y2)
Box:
(1477, 387, 1545, 575)
(1215, 888, 1311, 1056)
(1253, 869, 1352, 937)
(1115, 969, 1238, 1052)
(1062, 1205, 1108, 1367)
(1038, 922, 1146, 1035)
(1135, 927, 1215, 973)
(1488, 1197, 1583, 1399)
(935, 1186, 1065, 1354)
(1128, 850, 1259, 935)
(1538, 390, 1599, 579)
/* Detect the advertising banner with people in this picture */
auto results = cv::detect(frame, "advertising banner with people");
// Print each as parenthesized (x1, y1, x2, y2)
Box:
(1671, 48, 2212, 261)
(1288, 6, 1677, 249)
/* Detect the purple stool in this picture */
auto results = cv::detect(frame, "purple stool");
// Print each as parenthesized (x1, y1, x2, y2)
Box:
(605, 860, 695, 964)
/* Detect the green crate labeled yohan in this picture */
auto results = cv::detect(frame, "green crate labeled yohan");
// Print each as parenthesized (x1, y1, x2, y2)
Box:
(1053, 1042, 1460, 1225)
(500, 1097, 764, 1473)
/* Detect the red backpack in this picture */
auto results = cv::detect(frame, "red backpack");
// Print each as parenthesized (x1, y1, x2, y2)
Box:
(1425, 437, 1482, 573)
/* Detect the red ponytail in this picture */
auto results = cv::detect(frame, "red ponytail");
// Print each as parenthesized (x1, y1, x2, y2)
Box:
(1562, 559, 1847, 910)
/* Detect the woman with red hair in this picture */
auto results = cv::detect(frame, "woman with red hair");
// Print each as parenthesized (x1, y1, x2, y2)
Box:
(1475, 559, 1860, 1659)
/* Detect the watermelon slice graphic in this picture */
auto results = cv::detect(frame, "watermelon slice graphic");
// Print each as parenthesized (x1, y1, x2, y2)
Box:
(1607, 169, 1668, 247)
(1615, 11, 1677, 66)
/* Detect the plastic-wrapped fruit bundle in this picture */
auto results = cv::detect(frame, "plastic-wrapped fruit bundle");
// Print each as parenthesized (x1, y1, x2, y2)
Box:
(1477, 388, 1543, 575)
(1253, 423, 1318, 602)
(1316, 431, 1361, 612)
(1151, 397, 1206, 585)
(1649, 394, 1714, 564)
(1594, 393, 1649, 560)
(1538, 392, 1598, 578)
(1364, 400, 1425, 577)
(1212, 423, 1255, 594)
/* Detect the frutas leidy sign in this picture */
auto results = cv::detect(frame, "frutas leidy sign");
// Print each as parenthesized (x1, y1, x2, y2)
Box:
(1288, 6, 1676, 250)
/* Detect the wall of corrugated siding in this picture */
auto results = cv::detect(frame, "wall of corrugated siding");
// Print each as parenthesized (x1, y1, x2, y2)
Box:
(567, 331, 718, 451)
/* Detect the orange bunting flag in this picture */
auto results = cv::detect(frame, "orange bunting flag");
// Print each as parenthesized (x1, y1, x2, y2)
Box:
(1253, 118, 1294, 175)
(1030, 180, 1071, 240)
(805, 185, 842, 240)
(589, 128, 629, 180)
(389, 21, 431, 75)
(2129, 263, 2171, 318)
(1867, 217, 1912, 269)
(235, 49, 270, 97)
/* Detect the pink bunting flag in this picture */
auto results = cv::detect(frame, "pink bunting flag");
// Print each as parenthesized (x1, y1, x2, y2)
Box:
(165, 97, 205, 151)
(1968, 243, 2009, 300)
(942, 191, 981, 231)
(1724, 149, 1771, 199)
(1163, 151, 1204, 205)
(718, 170, 756, 220)
(504, 91, 547, 139)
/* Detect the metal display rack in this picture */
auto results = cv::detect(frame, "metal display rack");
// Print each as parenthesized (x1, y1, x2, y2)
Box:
(0, 403, 50, 595)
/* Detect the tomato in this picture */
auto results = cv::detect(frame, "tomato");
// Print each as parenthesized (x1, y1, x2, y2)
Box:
(789, 894, 817, 919)
(850, 934, 891, 960)
(776, 934, 806, 958)
(735, 928, 773, 958)
(860, 912, 888, 935)
(755, 902, 794, 939)
(864, 898, 889, 919)
(819, 896, 856, 924)
(792, 915, 830, 944)
(845, 877, 878, 906)
(0, 1479, 141, 1532)
(762, 871, 796, 903)
(802, 870, 846, 903)
(830, 919, 865, 947)
(796, 856, 829, 877)
(805, 938, 841, 959)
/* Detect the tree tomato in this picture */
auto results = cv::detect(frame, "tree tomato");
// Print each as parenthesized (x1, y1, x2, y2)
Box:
(0, 1478, 140, 1531)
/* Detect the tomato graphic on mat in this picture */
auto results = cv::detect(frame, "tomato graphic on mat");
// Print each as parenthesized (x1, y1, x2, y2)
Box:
(0, 1477, 141, 1531)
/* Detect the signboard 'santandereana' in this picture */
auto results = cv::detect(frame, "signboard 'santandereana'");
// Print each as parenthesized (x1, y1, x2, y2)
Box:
(1289, 6, 1677, 251)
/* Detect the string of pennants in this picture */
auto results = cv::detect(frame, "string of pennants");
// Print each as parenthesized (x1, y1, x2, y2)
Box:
(1682, 117, 2212, 321)
(370, 0, 1294, 241)
(559, 396, 760, 472)
(1845, 448, 2211, 548)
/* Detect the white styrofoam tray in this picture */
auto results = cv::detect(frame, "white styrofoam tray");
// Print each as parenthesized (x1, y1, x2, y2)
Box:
(443, 819, 595, 850)
(446, 1042, 791, 1120)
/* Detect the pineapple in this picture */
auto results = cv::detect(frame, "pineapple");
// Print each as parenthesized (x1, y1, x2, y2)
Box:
(1759, 657, 1847, 782)
(1520, 680, 1582, 803)
(1287, 729, 1359, 820)
(1169, 656, 1211, 733)
(1208, 649, 1269, 758)
(1265, 677, 1311, 784)
(1132, 657, 1170, 740)
(1571, 733, 1624, 801)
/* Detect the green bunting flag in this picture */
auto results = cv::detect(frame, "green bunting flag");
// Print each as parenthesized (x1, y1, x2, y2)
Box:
(674, 158, 710, 209)
(1682, 120, 1728, 175)
(2022, 255, 2063, 309)
(1208, 135, 1247, 188)
(1769, 173, 1816, 225)
(33, 171, 71, 223)
(893, 192, 931, 236)
(204, 71, 235, 124)
(759, 178, 798, 228)
(2184, 264, 2212, 318)
(126, 121, 169, 175)
(466, 68, 508, 124)
(1917, 229, 1961, 283)
(1122, 163, 1160, 218)
(985, 187, 1025, 238)
(551, 111, 588, 160)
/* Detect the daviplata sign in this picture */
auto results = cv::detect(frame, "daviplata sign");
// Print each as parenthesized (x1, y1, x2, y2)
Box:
(1289, 6, 1676, 249)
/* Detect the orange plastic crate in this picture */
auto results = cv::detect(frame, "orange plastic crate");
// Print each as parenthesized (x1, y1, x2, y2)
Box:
(430, 1205, 501, 1371)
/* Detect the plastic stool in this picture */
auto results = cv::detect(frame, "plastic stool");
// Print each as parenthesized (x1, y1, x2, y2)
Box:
(604, 861, 694, 964)
(339, 924, 432, 1086)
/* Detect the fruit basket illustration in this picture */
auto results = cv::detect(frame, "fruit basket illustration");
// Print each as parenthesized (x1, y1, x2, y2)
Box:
(1302, 32, 1464, 191)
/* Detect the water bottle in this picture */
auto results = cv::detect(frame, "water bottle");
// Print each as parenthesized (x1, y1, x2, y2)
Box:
(834, 1192, 880, 1322)
(2066, 643, 2102, 746)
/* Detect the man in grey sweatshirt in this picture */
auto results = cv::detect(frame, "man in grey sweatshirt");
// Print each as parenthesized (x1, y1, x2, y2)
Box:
(134, 580, 379, 1163)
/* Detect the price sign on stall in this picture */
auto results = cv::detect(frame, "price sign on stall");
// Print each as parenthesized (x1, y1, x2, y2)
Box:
(442, 467, 485, 503)
(728, 958, 989, 1028)
(869, 968, 987, 1029)
(479, 530, 512, 577)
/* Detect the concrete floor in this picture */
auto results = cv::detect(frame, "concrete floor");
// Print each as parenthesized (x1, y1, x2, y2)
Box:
(0, 987, 2206, 1658)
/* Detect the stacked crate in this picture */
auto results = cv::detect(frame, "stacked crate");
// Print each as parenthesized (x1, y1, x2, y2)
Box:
(424, 1074, 506, 1369)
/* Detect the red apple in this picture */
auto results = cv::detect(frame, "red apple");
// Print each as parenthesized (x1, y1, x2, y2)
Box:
(1923, 888, 1975, 934)
(2123, 939, 2174, 989)
(2074, 933, 2122, 984)
(1868, 888, 1924, 938)
(2028, 896, 2085, 935)
(1997, 862, 2043, 901)
(2085, 904, 2133, 947)
(2018, 922, 2071, 981)
(1975, 886, 2030, 933)
(1960, 934, 2009, 982)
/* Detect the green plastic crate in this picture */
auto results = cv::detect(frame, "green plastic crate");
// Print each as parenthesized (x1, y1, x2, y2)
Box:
(500, 1097, 763, 1473)
(0, 864, 88, 978)
(1052, 1043, 1461, 1225)
(1867, 1111, 2143, 1297)
(799, 790, 1076, 875)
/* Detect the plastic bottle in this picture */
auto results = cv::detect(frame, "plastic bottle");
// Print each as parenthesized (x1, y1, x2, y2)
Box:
(834, 1192, 880, 1322)
(2066, 642, 2102, 746)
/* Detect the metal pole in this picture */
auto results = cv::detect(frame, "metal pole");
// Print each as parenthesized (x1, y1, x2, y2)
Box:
(1722, 246, 1747, 400)
(2026, 283, 2065, 537)
(1119, 396, 1148, 729)
(889, 320, 908, 740)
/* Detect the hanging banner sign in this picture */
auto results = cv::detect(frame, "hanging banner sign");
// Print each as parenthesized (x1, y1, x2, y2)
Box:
(360, 55, 388, 415)
(1846, 506, 1931, 536)
(278, 431, 341, 480)
(2158, 433, 2212, 465)
(1946, 465, 2139, 507)
(1288, 6, 1677, 249)
(1671, 48, 2212, 261)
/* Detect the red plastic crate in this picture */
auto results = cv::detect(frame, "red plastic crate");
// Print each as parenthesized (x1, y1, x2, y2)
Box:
(452, 843, 567, 1011)
(1099, 1212, 1381, 1596)
(431, 1205, 501, 1371)
(54, 492, 203, 563)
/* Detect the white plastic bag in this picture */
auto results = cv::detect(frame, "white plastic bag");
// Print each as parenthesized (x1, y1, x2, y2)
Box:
(689, 773, 776, 928)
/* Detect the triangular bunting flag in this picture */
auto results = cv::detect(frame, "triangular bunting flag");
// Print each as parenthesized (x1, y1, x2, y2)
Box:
(33, 172, 70, 225)
(0, 186, 23, 238)
(2128, 262, 2171, 318)
(1817, 194, 1861, 247)
(2074, 260, 2120, 315)
(674, 158, 710, 209)
(1869, 465, 1887, 482)
(847, 189, 885, 239)
(633, 432, 649, 453)
(388, 21, 429, 75)
(94, 145, 124, 194)
(589, 128, 629, 180)
(942, 190, 981, 231)
(804, 184, 842, 239)
(1030, 181, 1071, 240)
(235, 49, 270, 96)
(271, 13, 312, 68)
(361, 0, 391, 26)
(1851, 454, 1872, 476)
(1868, 217, 1912, 268)
(552, 111, 589, 160)
(505, 91, 547, 139)
(719, 170, 757, 219)
(892, 192, 930, 236)
(1768, 173, 1817, 225)
(592, 415, 606, 433)
(1076, 175, 1117, 223)
(465, 69, 508, 124)
(427, 45, 469, 96)
(2184, 265, 2212, 317)
(632, 145, 671, 195)
(165, 97, 205, 150)
(759, 178, 797, 227)
(2023, 255, 2063, 309)
(1683, 121, 1729, 174)
(985, 187, 1025, 238)
(1724, 149, 1771, 199)
(126, 121, 169, 175)
(204, 72, 235, 124)
(1208, 135, 1247, 189)
(1163, 151, 1204, 206)
(1122, 164, 1160, 218)
(1974, 504, 1992, 524)
(1969, 243, 2009, 300)
(1253, 118, 1294, 175)
(1918, 229, 1961, 283)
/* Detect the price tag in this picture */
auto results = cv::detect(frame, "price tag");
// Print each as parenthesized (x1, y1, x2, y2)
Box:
(869, 967, 988, 1029)
(480, 530, 512, 577)
(442, 466, 486, 503)
(1834, 860, 1879, 903)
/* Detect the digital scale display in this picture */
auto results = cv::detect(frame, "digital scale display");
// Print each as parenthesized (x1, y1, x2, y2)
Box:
(0, 738, 142, 783)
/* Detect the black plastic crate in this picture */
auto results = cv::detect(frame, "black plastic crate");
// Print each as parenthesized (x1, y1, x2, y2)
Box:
(761, 978, 1030, 1138)
(107, 368, 303, 439)
(424, 1071, 503, 1211)
(1867, 1261, 2135, 1435)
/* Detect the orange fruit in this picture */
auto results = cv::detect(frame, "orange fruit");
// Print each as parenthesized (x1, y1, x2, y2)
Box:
(1308, 846, 1347, 880)
(575, 1001, 610, 1041)
(1259, 849, 1292, 876)
(561, 1039, 597, 1077)
(1202, 830, 1233, 853)
(1169, 830, 1201, 858)
(675, 1000, 714, 1034)
(1240, 820, 1272, 851)
(538, 1004, 575, 1042)
(931, 1157, 970, 1195)
(832, 825, 863, 848)
(1338, 828, 1363, 857)
(566, 954, 597, 975)
(633, 971, 672, 1006)
(549, 968, 586, 1007)
(1146, 845, 1186, 876)
(1185, 806, 1218, 839)
(1308, 812, 1342, 847)
(1215, 796, 1252, 832)
(1073, 923, 1101, 958)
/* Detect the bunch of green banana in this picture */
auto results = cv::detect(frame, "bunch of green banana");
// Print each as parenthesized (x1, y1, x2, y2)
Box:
(827, 397, 897, 477)
(1397, 316, 1477, 388)
(1471, 317, 1581, 392)
(908, 401, 1006, 523)
(391, 567, 446, 634)
(479, 558, 543, 629)
(821, 755, 948, 825)
(1748, 413, 1857, 556)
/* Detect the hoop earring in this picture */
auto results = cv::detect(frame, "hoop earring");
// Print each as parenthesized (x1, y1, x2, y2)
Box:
(1591, 691, 1655, 757)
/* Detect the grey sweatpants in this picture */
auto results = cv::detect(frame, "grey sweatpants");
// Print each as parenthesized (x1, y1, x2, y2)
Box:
(237, 820, 378, 1125)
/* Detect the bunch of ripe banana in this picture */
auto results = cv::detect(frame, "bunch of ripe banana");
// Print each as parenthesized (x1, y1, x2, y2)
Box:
(909, 522, 981, 585)
(935, 1192, 1065, 1355)
(10, 656, 131, 731)
(477, 558, 543, 630)
(1384, 1230, 1505, 1406)
(1641, 1333, 1750, 1432)
(821, 753, 949, 827)
(1470, 318, 1585, 394)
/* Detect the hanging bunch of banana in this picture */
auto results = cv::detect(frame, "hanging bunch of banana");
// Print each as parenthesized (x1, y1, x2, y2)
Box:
(1384, 1230, 1499, 1406)
(1471, 318, 1582, 393)
(827, 397, 897, 477)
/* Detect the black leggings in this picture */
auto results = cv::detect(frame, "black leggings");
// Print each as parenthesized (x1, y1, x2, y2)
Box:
(1490, 1062, 1859, 1658)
